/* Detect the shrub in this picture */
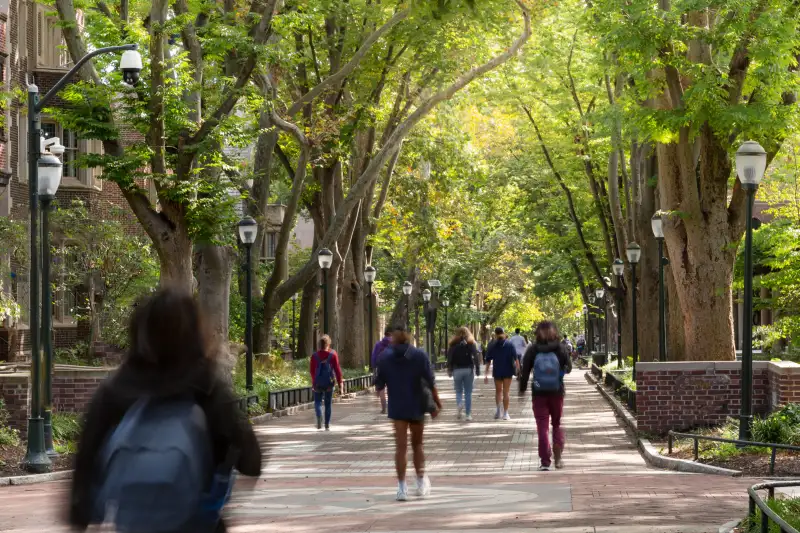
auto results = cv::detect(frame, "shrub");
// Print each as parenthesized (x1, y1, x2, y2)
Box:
(0, 399, 19, 447)
(54, 341, 104, 367)
(52, 412, 83, 444)
(752, 403, 800, 445)
(742, 497, 800, 533)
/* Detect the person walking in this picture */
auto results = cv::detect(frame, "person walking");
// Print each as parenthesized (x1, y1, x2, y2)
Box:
(310, 335, 344, 431)
(484, 327, 519, 420)
(519, 321, 572, 471)
(375, 325, 442, 502)
(446, 326, 481, 421)
(69, 288, 263, 533)
(371, 327, 392, 414)
(509, 328, 528, 371)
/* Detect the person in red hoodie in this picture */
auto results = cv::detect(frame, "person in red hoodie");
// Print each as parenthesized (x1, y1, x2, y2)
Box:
(309, 335, 344, 430)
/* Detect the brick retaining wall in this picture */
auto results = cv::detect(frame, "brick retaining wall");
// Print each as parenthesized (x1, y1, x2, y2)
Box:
(636, 361, 800, 434)
(0, 367, 112, 438)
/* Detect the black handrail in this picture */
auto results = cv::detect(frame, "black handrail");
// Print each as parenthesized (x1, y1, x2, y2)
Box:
(668, 431, 800, 476)
(747, 480, 800, 533)
(268, 374, 374, 412)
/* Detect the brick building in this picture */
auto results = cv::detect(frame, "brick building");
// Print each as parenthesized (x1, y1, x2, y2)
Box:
(0, 0, 143, 360)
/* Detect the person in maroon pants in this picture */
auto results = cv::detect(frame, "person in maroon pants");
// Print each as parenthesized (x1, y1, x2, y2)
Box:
(518, 321, 572, 470)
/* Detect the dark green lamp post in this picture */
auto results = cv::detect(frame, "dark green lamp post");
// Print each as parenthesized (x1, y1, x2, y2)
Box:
(652, 213, 668, 362)
(365, 265, 376, 369)
(626, 242, 641, 376)
(402, 281, 413, 331)
(735, 140, 767, 442)
(317, 248, 333, 335)
(238, 216, 258, 392)
(611, 258, 625, 369)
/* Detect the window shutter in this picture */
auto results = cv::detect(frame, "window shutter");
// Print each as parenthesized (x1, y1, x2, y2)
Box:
(89, 139, 103, 189)
(77, 138, 89, 185)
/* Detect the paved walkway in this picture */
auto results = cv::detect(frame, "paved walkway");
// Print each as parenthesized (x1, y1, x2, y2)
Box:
(0, 371, 754, 532)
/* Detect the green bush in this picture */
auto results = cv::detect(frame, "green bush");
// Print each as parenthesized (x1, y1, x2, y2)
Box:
(52, 412, 82, 444)
(742, 497, 800, 533)
(54, 341, 104, 367)
(752, 404, 800, 445)
(0, 399, 20, 447)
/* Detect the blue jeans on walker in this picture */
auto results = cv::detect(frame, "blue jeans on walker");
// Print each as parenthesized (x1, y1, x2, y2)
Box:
(452, 368, 475, 416)
(314, 389, 333, 425)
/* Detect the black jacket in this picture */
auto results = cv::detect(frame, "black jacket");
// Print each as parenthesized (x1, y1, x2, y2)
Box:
(69, 358, 262, 529)
(446, 340, 481, 374)
(519, 341, 572, 396)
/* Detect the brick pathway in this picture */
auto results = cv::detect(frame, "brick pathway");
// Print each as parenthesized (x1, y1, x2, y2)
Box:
(0, 371, 755, 532)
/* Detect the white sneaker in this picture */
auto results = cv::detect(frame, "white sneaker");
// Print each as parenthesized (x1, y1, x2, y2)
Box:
(538, 464, 551, 471)
(457, 405, 464, 420)
(416, 475, 431, 498)
(502, 412, 511, 421)
(396, 483, 408, 501)
(465, 414, 473, 422)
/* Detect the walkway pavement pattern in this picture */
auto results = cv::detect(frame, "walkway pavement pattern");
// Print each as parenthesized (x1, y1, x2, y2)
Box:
(0, 371, 754, 532)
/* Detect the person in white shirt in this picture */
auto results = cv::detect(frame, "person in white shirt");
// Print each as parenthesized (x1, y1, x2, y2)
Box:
(509, 328, 528, 371)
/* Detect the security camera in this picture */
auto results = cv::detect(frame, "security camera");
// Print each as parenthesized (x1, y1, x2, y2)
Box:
(120, 49, 143, 86)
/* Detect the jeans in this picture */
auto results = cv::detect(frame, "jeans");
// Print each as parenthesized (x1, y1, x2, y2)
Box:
(314, 390, 333, 425)
(452, 367, 475, 415)
(533, 395, 565, 467)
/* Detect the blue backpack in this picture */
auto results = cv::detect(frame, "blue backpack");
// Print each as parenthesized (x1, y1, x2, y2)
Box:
(314, 352, 336, 390)
(92, 397, 222, 533)
(533, 352, 561, 392)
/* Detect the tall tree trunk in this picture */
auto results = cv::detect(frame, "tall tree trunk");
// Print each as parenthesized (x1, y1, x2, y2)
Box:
(666, 245, 686, 360)
(155, 225, 194, 293)
(297, 275, 318, 359)
(196, 244, 235, 384)
(339, 259, 365, 368)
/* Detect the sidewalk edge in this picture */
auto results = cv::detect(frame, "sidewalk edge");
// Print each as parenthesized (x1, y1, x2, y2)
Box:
(638, 439, 742, 477)
(586, 371, 637, 432)
(251, 387, 375, 426)
(0, 469, 73, 486)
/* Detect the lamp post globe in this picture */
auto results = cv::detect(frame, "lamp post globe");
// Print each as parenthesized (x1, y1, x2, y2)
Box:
(402, 281, 413, 295)
(612, 258, 625, 276)
(364, 265, 377, 283)
(37, 153, 62, 198)
(422, 289, 431, 302)
(735, 140, 768, 441)
(237, 216, 258, 244)
(317, 248, 333, 269)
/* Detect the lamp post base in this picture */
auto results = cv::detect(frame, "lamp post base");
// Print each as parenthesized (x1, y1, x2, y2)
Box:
(43, 409, 58, 457)
(737, 414, 753, 445)
(23, 417, 52, 473)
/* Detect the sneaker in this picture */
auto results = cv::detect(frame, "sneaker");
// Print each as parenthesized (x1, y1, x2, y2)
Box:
(554, 446, 564, 469)
(316, 416, 322, 430)
(416, 475, 431, 498)
(396, 483, 408, 501)
(325, 424, 330, 431)
(465, 414, 473, 422)
(494, 410, 501, 420)
(555, 457, 564, 469)
(538, 464, 552, 471)
(381, 407, 387, 415)
(502, 412, 511, 421)
(457, 405, 464, 420)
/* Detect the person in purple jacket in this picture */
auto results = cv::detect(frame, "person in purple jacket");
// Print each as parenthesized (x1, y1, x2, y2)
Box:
(371, 327, 392, 414)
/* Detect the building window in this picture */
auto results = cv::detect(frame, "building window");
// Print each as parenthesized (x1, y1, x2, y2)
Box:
(36, 5, 71, 69)
(263, 232, 278, 260)
(63, 129, 78, 178)
(40, 121, 101, 187)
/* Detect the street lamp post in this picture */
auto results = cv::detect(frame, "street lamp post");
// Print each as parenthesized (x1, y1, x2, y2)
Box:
(422, 289, 432, 359)
(291, 293, 298, 359)
(735, 140, 768, 442)
(589, 293, 596, 354)
(612, 259, 625, 369)
(652, 213, 668, 362)
(402, 281, 413, 331)
(38, 141, 63, 457)
(365, 266, 376, 369)
(23, 43, 142, 474)
(595, 286, 606, 365)
(626, 242, 642, 376)
(442, 299, 449, 353)
(238, 217, 258, 392)
(317, 248, 333, 334)
(582, 304, 588, 352)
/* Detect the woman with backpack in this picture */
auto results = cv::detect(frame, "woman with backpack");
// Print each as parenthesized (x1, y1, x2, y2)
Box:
(69, 288, 263, 533)
(446, 326, 480, 421)
(484, 327, 520, 421)
(309, 335, 344, 430)
(519, 321, 573, 471)
(375, 325, 442, 502)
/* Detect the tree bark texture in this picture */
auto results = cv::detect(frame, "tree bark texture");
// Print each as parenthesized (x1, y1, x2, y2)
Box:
(196, 243, 235, 385)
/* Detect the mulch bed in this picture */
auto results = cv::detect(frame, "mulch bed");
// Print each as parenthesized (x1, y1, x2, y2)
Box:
(0, 444, 73, 478)
(652, 440, 800, 476)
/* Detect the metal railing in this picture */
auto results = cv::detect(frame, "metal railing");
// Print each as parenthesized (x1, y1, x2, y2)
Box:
(668, 431, 800, 476)
(268, 374, 374, 412)
(237, 394, 258, 414)
(747, 480, 800, 533)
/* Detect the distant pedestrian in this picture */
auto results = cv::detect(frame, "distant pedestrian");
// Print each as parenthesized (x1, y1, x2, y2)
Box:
(69, 288, 262, 533)
(509, 328, 528, 370)
(375, 325, 442, 502)
(484, 327, 520, 420)
(519, 321, 572, 471)
(371, 327, 393, 414)
(446, 326, 481, 421)
(310, 335, 344, 431)
(563, 335, 574, 355)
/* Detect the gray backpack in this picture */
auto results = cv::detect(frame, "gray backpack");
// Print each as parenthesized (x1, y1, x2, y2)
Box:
(93, 396, 214, 533)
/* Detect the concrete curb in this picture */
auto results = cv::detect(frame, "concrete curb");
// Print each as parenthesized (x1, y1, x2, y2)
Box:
(586, 371, 637, 432)
(0, 469, 72, 486)
(718, 519, 741, 533)
(586, 370, 744, 477)
(638, 439, 742, 476)
(251, 387, 375, 426)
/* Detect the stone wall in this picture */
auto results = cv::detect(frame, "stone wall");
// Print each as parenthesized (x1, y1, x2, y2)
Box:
(0, 367, 112, 438)
(635, 361, 800, 434)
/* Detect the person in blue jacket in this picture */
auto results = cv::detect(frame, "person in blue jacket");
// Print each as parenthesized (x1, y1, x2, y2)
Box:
(484, 327, 520, 420)
(375, 325, 442, 502)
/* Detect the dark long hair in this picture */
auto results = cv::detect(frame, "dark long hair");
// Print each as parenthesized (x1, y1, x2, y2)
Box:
(127, 287, 207, 370)
(534, 321, 560, 345)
